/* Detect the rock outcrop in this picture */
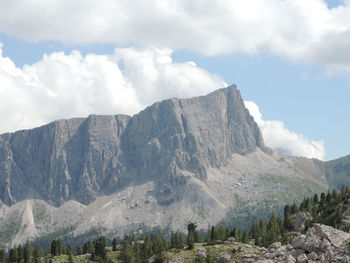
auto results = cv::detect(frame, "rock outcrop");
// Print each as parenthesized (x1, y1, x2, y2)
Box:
(263, 223, 350, 262)
(0, 85, 267, 206)
(0, 85, 329, 249)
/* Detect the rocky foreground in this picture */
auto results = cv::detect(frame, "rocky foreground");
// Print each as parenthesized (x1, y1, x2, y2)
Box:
(157, 223, 350, 263)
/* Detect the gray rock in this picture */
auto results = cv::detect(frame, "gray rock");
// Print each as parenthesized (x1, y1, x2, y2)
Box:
(319, 239, 331, 251)
(285, 254, 296, 263)
(0, 85, 330, 249)
(294, 212, 313, 231)
(0, 85, 268, 206)
(291, 249, 305, 259)
(303, 236, 321, 252)
(341, 256, 350, 263)
(218, 253, 231, 262)
(325, 248, 335, 261)
(227, 237, 235, 242)
(318, 254, 325, 262)
(308, 252, 318, 261)
(297, 253, 308, 263)
(268, 242, 281, 252)
(313, 224, 350, 248)
(291, 235, 306, 249)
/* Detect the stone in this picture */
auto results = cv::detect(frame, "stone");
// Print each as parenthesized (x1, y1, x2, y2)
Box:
(291, 249, 305, 259)
(285, 254, 296, 263)
(308, 252, 318, 261)
(297, 253, 308, 263)
(313, 224, 350, 248)
(196, 251, 207, 258)
(325, 248, 335, 261)
(319, 239, 332, 251)
(268, 242, 281, 252)
(227, 237, 235, 242)
(218, 253, 231, 262)
(319, 254, 325, 262)
(294, 212, 313, 231)
(341, 256, 350, 263)
(304, 236, 321, 252)
(291, 235, 306, 249)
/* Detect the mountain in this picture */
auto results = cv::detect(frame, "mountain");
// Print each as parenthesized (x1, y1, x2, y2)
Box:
(0, 85, 330, 248)
(323, 155, 350, 190)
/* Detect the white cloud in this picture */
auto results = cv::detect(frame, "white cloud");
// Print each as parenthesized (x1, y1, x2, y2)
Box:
(0, 44, 225, 133)
(0, 43, 325, 159)
(1, 0, 350, 70)
(244, 101, 325, 160)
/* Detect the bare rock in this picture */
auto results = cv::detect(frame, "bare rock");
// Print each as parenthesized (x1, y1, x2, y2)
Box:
(308, 252, 318, 261)
(313, 224, 350, 248)
(293, 212, 313, 231)
(218, 253, 231, 262)
(297, 253, 308, 263)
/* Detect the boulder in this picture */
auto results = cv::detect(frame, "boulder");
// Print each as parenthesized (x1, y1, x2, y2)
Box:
(218, 253, 231, 263)
(313, 224, 350, 248)
(293, 212, 313, 231)
(297, 253, 308, 263)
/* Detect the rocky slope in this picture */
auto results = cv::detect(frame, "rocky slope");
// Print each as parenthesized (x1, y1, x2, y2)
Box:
(26, 221, 350, 263)
(0, 85, 267, 206)
(0, 85, 329, 248)
(159, 223, 350, 263)
(323, 155, 350, 190)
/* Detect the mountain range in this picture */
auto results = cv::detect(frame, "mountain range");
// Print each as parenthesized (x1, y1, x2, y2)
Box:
(0, 85, 348, 249)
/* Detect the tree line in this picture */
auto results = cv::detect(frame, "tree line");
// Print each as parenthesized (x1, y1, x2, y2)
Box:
(1, 186, 350, 263)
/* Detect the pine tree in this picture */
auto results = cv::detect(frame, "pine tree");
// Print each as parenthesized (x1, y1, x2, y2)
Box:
(187, 223, 197, 250)
(24, 243, 32, 263)
(0, 249, 6, 263)
(9, 248, 18, 263)
(76, 245, 82, 256)
(186, 233, 195, 250)
(142, 236, 153, 260)
(50, 240, 57, 257)
(68, 249, 74, 263)
(112, 238, 118, 252)
(94, 236, 107, 260)
(120, 236, 134, 263)
(16, 246, 22, 263)
(32, 248, 41, 263)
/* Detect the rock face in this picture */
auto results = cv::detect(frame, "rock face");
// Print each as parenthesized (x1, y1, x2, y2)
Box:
(293, 212, 313, 231)
(0, 85, 266, 206)
(0, 85, 329, 248)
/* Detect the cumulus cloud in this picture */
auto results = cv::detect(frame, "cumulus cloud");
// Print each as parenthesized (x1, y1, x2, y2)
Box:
(0, 44, 225, 133)
(1, 0, 350, 70)
(0, 43, 325, 159)
(244, 101, 325, 160)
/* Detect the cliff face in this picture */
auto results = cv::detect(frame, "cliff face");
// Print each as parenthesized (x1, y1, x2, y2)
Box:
(0, 85, 267, 206)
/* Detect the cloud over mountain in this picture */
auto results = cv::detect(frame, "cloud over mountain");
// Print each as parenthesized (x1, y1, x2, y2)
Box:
(1, 0, 350, 70)
(244, 101, 325, 160)
(0, 43, 325, 159)
(0, 44, 225, 133)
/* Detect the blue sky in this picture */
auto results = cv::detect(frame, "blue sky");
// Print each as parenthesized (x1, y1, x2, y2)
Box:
(0, 0, 349, 161)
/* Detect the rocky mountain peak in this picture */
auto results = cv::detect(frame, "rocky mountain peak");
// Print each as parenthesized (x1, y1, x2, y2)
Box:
(0, 85, 268, 206)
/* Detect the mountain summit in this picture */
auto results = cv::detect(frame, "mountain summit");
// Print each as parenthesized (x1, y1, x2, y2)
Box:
(0, 85, 267, 206)
(0, 85, 329, 248)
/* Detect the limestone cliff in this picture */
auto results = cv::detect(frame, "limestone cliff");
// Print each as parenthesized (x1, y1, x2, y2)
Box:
(0, 85, 267, 206)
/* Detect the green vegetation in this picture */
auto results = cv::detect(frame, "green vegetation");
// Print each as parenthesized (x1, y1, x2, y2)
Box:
(2, 186, 350, 263)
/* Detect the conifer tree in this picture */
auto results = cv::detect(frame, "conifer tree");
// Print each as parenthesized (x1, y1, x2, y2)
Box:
(32, 248, 41, 263)
(24, 243, 32, 263)
(112, 238, 118, 252)
(76, 245, 82, 256)
(0, 249, 6, 263)
(9, 248, 18, 263)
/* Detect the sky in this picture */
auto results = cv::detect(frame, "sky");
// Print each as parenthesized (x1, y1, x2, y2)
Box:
(0, 0, 349, 161)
